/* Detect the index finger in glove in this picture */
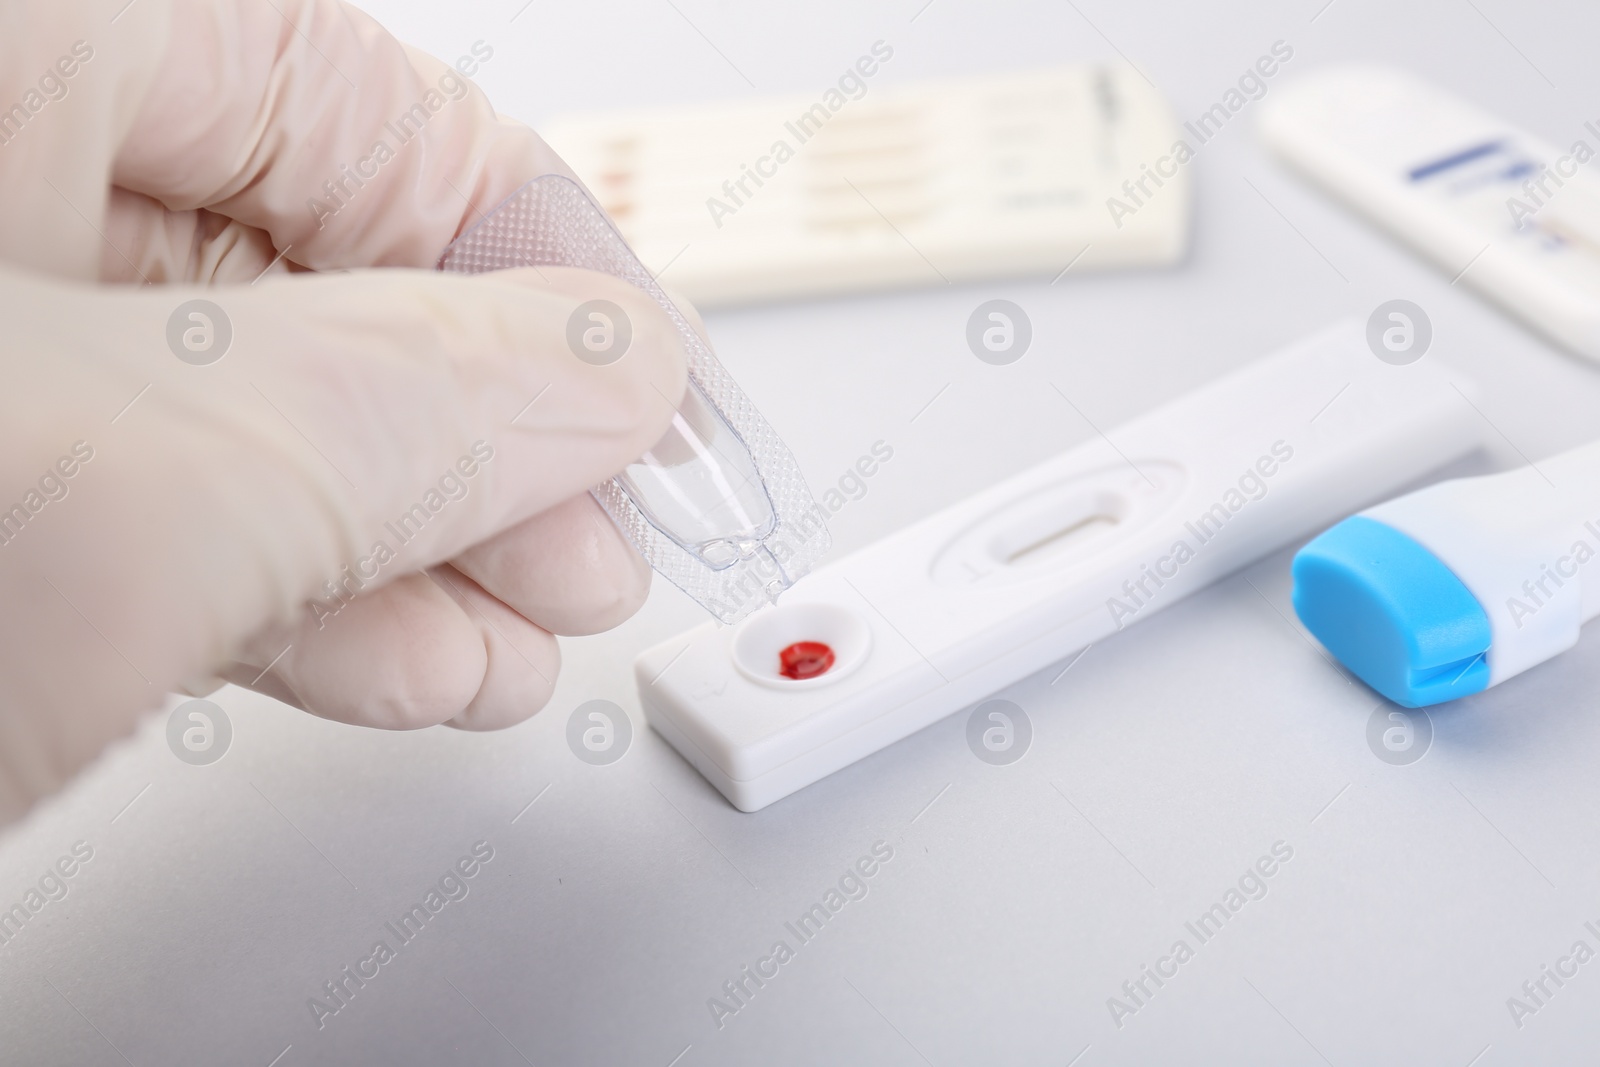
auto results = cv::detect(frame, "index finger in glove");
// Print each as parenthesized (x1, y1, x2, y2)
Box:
(0, 0, 576, 281)
(111, 0, 573, 270)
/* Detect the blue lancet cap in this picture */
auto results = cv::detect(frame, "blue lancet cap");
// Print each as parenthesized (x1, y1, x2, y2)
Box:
(1292, 515, 1490, 707)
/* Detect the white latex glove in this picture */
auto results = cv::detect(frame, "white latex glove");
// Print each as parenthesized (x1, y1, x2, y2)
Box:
(0, 0, 691, 823)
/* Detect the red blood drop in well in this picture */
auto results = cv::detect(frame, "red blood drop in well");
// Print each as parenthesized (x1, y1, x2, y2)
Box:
(779, 641, 835, 680)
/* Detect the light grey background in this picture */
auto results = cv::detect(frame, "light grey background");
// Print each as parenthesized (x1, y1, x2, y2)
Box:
(6, 0, 1600, 1064)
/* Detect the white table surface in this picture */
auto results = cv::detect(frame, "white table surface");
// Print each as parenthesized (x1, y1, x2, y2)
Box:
(7, 0, 1600, 1063)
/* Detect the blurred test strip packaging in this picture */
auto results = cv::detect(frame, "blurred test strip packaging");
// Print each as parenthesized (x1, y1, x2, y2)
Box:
(541, 62, 1191, 306)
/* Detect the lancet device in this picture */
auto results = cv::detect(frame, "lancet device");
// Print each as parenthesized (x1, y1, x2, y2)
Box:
(1260, 66, 1600, 362)
(636, 321, 1484, 810)
(542, 64, 1190, 306)
(1294, 441, 1600, 708)
(439, 175, 830, 623)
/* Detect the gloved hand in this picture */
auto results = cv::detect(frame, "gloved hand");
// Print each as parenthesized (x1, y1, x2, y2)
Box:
(0, 0, 690, 823)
